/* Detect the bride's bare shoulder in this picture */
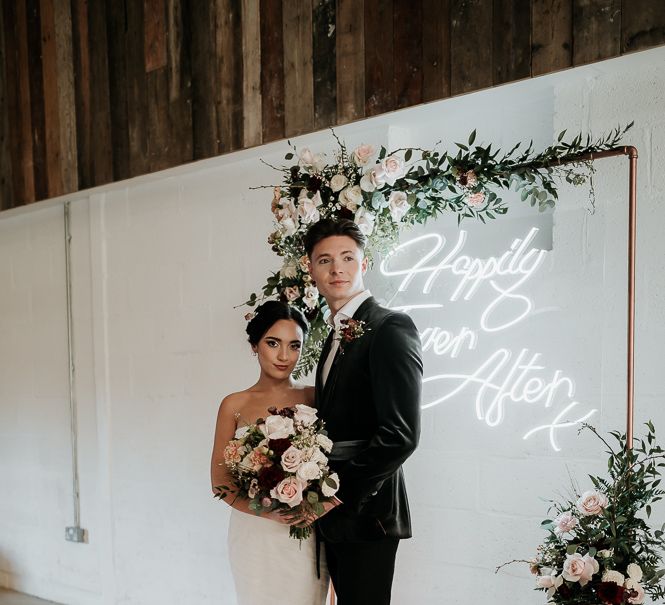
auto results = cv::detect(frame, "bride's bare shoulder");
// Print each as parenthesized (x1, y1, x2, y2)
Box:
(218, 390, 252, 416)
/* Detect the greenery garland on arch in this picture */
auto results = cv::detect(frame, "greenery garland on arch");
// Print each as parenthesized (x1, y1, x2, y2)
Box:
(243, 123, 633, 378)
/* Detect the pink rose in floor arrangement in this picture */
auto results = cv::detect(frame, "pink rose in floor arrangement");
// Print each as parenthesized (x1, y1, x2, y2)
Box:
(499, 421, 665, 605)
(214, 404, 338, 541)
(243, 124, 633, 377)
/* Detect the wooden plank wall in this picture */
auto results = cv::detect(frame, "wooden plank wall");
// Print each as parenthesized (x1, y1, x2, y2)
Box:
(1, 0, 665, 210)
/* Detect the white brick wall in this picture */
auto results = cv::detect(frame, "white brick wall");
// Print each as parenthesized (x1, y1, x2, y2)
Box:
(1, 46, 664, 604)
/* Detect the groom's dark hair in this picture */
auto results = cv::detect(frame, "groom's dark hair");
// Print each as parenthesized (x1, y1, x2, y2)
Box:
(304, 218, 366, 258)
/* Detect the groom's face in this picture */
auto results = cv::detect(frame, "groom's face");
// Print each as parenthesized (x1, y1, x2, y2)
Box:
(308, 235, 368, 310)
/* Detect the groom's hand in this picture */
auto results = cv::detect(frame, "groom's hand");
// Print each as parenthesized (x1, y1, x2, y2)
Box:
(294, 496, 342, 527)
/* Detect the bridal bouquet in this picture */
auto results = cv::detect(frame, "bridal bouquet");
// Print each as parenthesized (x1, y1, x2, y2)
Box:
(509, 423, 665, 605)
(215, 404, 339, 540)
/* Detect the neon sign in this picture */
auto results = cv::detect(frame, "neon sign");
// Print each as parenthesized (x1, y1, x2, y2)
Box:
(380, 227, 598, 451)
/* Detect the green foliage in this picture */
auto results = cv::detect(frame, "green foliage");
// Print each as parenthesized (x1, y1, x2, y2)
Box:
(246, 124, 633, 377)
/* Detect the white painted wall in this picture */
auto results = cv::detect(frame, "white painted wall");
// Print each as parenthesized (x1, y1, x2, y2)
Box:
(1, 46, 664, 605)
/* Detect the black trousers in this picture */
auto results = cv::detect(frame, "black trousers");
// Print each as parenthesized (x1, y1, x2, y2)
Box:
(324, 538, 400, 605)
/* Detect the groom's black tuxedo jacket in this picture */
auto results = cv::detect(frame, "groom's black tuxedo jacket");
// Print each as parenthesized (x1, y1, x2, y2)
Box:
(316, 296, 422, 543)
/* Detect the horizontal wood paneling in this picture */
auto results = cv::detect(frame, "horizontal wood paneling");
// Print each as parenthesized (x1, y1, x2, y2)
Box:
(2, 0, 665, 209)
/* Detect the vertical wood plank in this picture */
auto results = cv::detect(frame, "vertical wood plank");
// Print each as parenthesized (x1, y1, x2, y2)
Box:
(493, 0, 531, 85)
(54, 0, 77, 193)
(146, 67, 171, 171)
(572, 0, 621, 65)
(336, 0, 364, 124)
(0, 7, 15, 211)
(216, 0, 243, 152)
(531, 0, 572, 76)
(87, 0, 113, 185)
(126, 0, 150, 175)
(72, 0, 92, 188)
(450, 0, 493, 95)
(364, 0, 393, 116)
(40, 0, 64, 197)
(422, 0, 451, 103)
(394, 0, 423, 109)
(241, 0, 262, 147)
(26, 0, 48, 200)
(621, 0, 665, 53)
(283, 0, 314, 137)
(260, 0, 285, 142)
(106, 0, 131, 181)
(312, 0, 336, 130)
(166, 0, 193, 164)
(191, 2, 219, 158)
(144, 0, 168, 72)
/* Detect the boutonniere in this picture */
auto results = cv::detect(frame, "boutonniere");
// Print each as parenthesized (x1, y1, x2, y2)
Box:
(336, 318, 369, 354)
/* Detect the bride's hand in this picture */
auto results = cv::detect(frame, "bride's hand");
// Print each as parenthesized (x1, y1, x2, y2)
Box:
(293, 496, 342, 527)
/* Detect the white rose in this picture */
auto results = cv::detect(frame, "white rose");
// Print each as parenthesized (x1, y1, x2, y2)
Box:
(627, 563, 643, 582)
(388, 191, 409, 222)
(312, 153, 326, 173)
(278, 217, 297, 237)
(280, 445, 305, 472)
(380, 155, 405, 186)
(234, 425, 249, 439)
(624, 578, 645, 604)
(354, 207, 375, 236)
(302, 285, 319, 309)
(359, 173, 376, 192)
(297, 190, 322, 224)
(296, 460, 322, 482)
(307, 446, 328, 466)
(263, 415, 295, 440)
(330, 174, 348, 192)
(321, 472, 339, 497)
(280, 259, 298, 279)
(353, 144, 375, 166)
(576, 490, 608, 516)
(270, 476, 305, 507)
(294, 404, 318, 426)
(361, 166, 386, 192)
(315, 433, 333, 453)
(338, 185, 363, 212)
(602, 570, 625, 585)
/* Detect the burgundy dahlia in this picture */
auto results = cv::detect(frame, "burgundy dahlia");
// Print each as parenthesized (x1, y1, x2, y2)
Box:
(258, 464, 285, 490)
(596, 581, 625, 605)
(269, 438, 292, 458)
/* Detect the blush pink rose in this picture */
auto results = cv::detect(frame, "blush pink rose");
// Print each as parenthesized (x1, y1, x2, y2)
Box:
(576, 490, 608, 516)
(270, 476, 305, 507)
(562, 553, 599, 586)
(380, 155, 405, 186)
(280, 445, 304, 472)
(467, 191, 486, 207)
(353, 144, 376, 166)
(553, 511, 578, 535)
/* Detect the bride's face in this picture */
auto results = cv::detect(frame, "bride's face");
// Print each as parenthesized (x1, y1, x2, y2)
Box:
(253, 319, 304, 379)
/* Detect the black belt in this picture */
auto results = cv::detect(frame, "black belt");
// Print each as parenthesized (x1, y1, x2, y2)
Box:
(329, 439, 370, 461)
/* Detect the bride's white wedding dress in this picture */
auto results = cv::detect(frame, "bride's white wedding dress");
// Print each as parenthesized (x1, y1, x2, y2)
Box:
(227, 504, 330, 604)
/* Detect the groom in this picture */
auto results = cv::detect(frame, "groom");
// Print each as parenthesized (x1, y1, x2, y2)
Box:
(305, 218, 422, 604)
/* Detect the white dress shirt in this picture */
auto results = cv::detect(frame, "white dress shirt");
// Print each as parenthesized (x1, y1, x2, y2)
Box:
(321, 290, 372, 385)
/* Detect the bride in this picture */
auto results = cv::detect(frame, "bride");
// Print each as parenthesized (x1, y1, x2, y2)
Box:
(210, 301, 333, 605)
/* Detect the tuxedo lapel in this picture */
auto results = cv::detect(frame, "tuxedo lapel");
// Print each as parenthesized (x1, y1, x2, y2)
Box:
(319, 297, 377, 415)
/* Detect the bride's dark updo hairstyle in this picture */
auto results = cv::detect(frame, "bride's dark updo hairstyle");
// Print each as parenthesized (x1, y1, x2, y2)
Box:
(246, 300, 309, 346)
